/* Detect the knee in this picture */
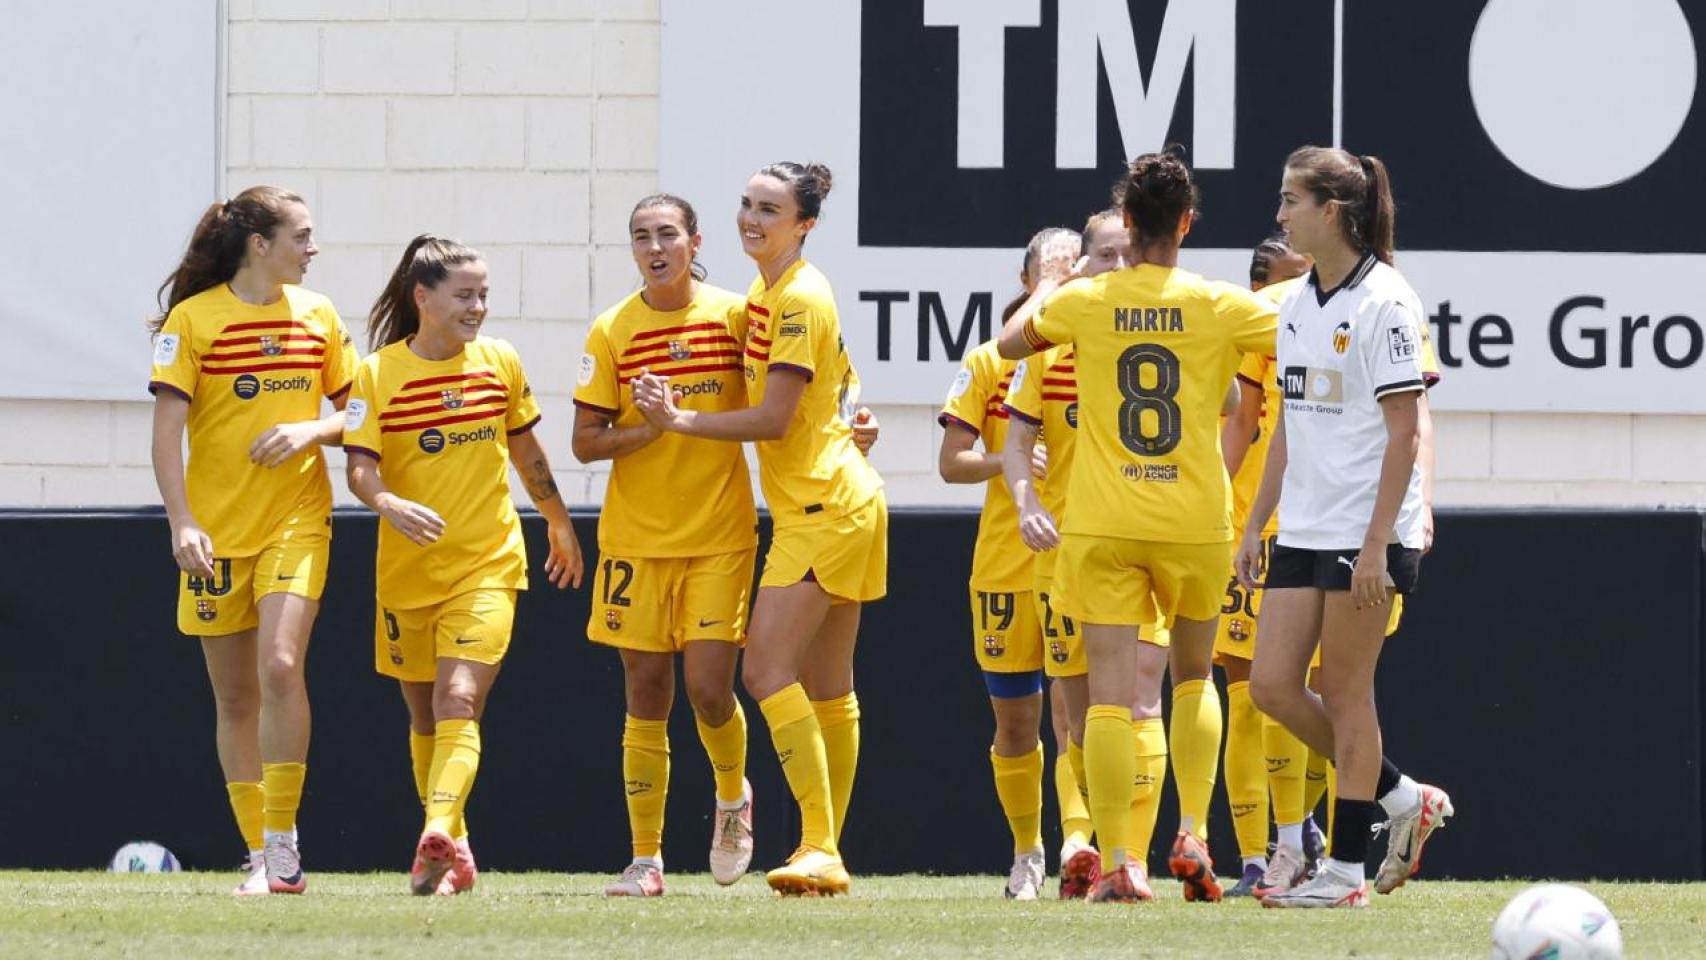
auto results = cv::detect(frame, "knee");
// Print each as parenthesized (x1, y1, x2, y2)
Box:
(433, 682, 479, 722)
(741, 654, 791, 703)
(1249, 674, 1296, 718)
(991, 708, 1040, 755)
(685, 677, 734, 722)
(258, 651, 305, 699)
(211, 683, 260, 720)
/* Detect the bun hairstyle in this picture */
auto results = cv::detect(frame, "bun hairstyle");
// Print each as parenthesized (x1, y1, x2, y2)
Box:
(153, 185, 303, 331)
(368, 234, 483, 351)
(1285, 145, 1397, 264)
(1001, 226, 1079, 323)
(757, 161, 834, 222)
(630, 193, 708, 281)
(1249, 231, 1295, 285)
(1121, 146, 1200, 245)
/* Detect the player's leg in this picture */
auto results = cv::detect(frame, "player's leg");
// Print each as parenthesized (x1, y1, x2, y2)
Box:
(253, 588, 316, 894)
(684, 637, 751, 886)
(1165, 614, 1223, 902)
(1218, 654, 1269, 897)
(1048, 680, 1092, 854)
(199, 627, 265, 895)
(986, 674, 1046, 900)
(606, 648, 673, 896)
(1052, 671, 1099, 899)
(1247, 583, 1323, 898)
(801, 599, 862, 851)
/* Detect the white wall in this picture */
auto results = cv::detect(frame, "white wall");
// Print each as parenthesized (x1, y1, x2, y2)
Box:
(0, 0, 1700, 510)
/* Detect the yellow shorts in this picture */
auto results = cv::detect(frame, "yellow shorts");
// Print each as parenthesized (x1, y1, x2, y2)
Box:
(1037, 571, 1169, 675)
(376, 588, 516, 682)
(971, 587, 1044, 673)
(1053, 534, 1230, 626)
(176, 535, 329, 636)
(760, 492, 887, 603)
(588, 548, 756, 653)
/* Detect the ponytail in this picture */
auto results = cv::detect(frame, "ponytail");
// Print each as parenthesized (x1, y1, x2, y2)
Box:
(1286, 146, 1399, 264)
(1359, 155, 1396, 265)
(368, 234, 483, 351)
(153, 186, 302, 331)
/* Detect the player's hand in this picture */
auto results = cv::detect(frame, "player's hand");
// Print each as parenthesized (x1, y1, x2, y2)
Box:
(250, 421, 319, 467)
(1016, 501, 1061, 553)
(542, 518, 584, 589)
(631, 370, 681, 429)
(1351, 541, 1391, 610)
(1030, 441, 1048, 480)
(171, 519, 216, 577)
(376, 492, 445, 546)
(1036, 232, 1082, 285)
(1421, 504, 1435, 555)
(1234, 530, 1266, 591)
(851, 406, 879, 456)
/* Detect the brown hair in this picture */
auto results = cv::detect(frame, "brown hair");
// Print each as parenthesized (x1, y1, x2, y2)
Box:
(1081, 208, 1124, 246)
(1121, 146, 1199, 246)
(630, 193, 708, 281)
(153, 185, 303, 331)
(1249, 231, 1295, 285)
(368, 235, 483, 351)
(757, 162, 834, 222)
(1001, 226, 1078, 323)
(1285, 145, 1397, 264)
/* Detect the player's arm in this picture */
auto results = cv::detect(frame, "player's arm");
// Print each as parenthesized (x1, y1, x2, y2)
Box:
(571, 405, 661, 463)
(996, 233, 1082, 360)
(507, 427, 585, 589)
(345, 451, 445, 547)
(632, 367, 806, 441)
(1222, 378, 1262, 477)
(937, 420, 1000, 483)
(1236, 411, 1287, 590)
(1351, 390, 1421, 608)
(1000, 416, 1060, 552)
(1416, 392, 1436, 553)
(150, 390, 214, 577)
(249, 399, 349, 468)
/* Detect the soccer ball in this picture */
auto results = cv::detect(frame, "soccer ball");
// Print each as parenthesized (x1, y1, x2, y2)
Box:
(1490, 884, 1623, 959)
(109, 841, 181, 874)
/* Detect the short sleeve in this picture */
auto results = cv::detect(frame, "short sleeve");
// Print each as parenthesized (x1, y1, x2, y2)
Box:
(1235, 351, 1269, 390)
(1027, 283, 1083, 351)
(766, 293, 819, 381)
(1415, 304, 1443, 386)
(938, 348, 993, 435)
(148, 308, 197, 401)
(1003, 352, 1044, 426)
(1367, 299, 1427, 399)
(321, 307, 357, 399)
(572, 319, 621, 416)
(1217, 284, 1280, 356)
(502, 342, 543, 434)
(343, 359, 382, 460)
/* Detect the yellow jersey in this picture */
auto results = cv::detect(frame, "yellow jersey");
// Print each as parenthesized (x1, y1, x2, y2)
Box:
(1002, 344, 1078, 580)
(576, 286, 758, 557)
(938, 341, 1030, 591)
(743, 260, 882, 526)
(1024, 264, 1277, 543)
(344, 337, 542, 610)
(149, 283, 356, 556)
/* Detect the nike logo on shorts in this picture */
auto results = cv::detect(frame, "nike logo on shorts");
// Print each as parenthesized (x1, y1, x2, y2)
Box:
(698, 618, 722, 628)
(453, 636, 481, 645)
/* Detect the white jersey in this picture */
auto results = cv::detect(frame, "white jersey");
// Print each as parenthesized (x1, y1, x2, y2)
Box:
(1274, 255, 1428, 551)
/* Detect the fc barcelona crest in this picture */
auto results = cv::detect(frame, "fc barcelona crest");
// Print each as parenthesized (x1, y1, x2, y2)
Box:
(982, 633, 1005, 658)
(606, 609, 622, 632)
(196, 599, 217, 622)
(1227, 618, 1250, 643)
(668, 339, 692, 362)
(258, 335, 284, 357)
(441, 387, 464, 409)
(1049, 640, 1069, 664)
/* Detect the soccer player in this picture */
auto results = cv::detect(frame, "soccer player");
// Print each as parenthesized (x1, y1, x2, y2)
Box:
(633, 162, 884, 896)
(937, 226, 1079, 900)
(149, 186, 354, 896)
(1239, 147, 1453, 909)
(344, 235, 585, 896)
(573, 194, 759, 897)
(997, 150, 1277, 903)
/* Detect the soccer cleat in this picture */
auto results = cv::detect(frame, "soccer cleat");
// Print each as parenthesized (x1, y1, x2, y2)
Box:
(409, 830, 456, 896)
(1252, 843, 1307, 899)
(437, 836, 477, 895)
(708, 779, 754, 886)
(1261, 867, 1368, 909)
(1087, 858, 1154, 904)
(263, 834, 306, 894)
(1003, 850, 1045, 901)
(1374, 783, 1454, 895)
(233, 850, 269, 897)
(1225, 862, 1266, 898)
(1168, 830, 1223, 902)
(765, 846, 850, 897)
(604, 860, 665, 897)
(1058, 843, 1101, 900)
(1302, 816, 1326, 878)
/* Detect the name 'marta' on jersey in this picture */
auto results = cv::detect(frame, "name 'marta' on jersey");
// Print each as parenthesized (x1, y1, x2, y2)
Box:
(1022, 263, 1277, 544)
(575, 285, 758, 557)
(343, 336, 542, 610)
(743, 260, 881, 525)
(938, 340, 1030, 592)
(148, 283, 356, 556)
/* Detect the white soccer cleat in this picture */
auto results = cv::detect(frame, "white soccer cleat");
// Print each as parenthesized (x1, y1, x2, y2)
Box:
(263, 834, 306, 894)
(708, 779, 754, 886)
(232, 850, 269, 897)
(1253, 842, 1307, 900)
(605, 860, 665, 897)
(1261, 867, 1368, 909)
(1004, 849, 1046, 901)
(1375, 783, 1454, 894)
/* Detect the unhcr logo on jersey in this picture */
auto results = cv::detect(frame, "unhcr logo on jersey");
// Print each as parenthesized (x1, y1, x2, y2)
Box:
(419, 428, 446, 453)
(233, 374, 261, 399)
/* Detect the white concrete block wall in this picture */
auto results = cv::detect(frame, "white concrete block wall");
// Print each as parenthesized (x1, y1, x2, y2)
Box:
(0, 1, 1700, 511)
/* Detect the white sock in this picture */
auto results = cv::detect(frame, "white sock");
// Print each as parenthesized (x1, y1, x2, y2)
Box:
(633, 855, 662, 870)
(717, 793, 747, 811)
(1323, 857, 1363, 884)
(1242, 855, 1268, 871)
(1378, 774, 1422, 817)
(263, 829, 293, 845)
(1179, 815, 1196, 836)
(1277, 822, 1304, 851)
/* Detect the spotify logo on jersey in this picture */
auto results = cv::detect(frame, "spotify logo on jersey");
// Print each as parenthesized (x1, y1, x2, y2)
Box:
(233, 374, 260, 400)
(418, 429, 446, 454)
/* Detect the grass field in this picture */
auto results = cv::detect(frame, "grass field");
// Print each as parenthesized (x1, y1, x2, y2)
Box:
(4, 871, 1700, 958)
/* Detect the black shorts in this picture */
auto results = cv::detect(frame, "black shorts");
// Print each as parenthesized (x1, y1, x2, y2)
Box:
(1265, 543, 1422, 594)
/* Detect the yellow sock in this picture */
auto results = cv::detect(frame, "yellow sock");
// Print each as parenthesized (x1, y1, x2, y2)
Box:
(1304, 746, 1330, 817)
(412, 729, 466, 839)
(812, 692, 860, 845)
(990, 742, 1045, 854)
(424, 719, 481, 837)
(1129, 717, 1168, 864)
(1223, 681, 1270, 859)
(1084, 705, 1135, 863)
(622, 715, 670, 859)
(695, 701, 748, 806)
(261, 762, 305, 835)
(759, 684, 837, 855)
(1168, 679, 1220, 841)
(225, 781, 264, 852)
(1263, 713, 1308, 827)
(1054, 750, 1093, 847)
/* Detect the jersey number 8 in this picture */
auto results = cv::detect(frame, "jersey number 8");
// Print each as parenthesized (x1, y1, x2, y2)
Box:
(1116, 343, 1182, 456)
